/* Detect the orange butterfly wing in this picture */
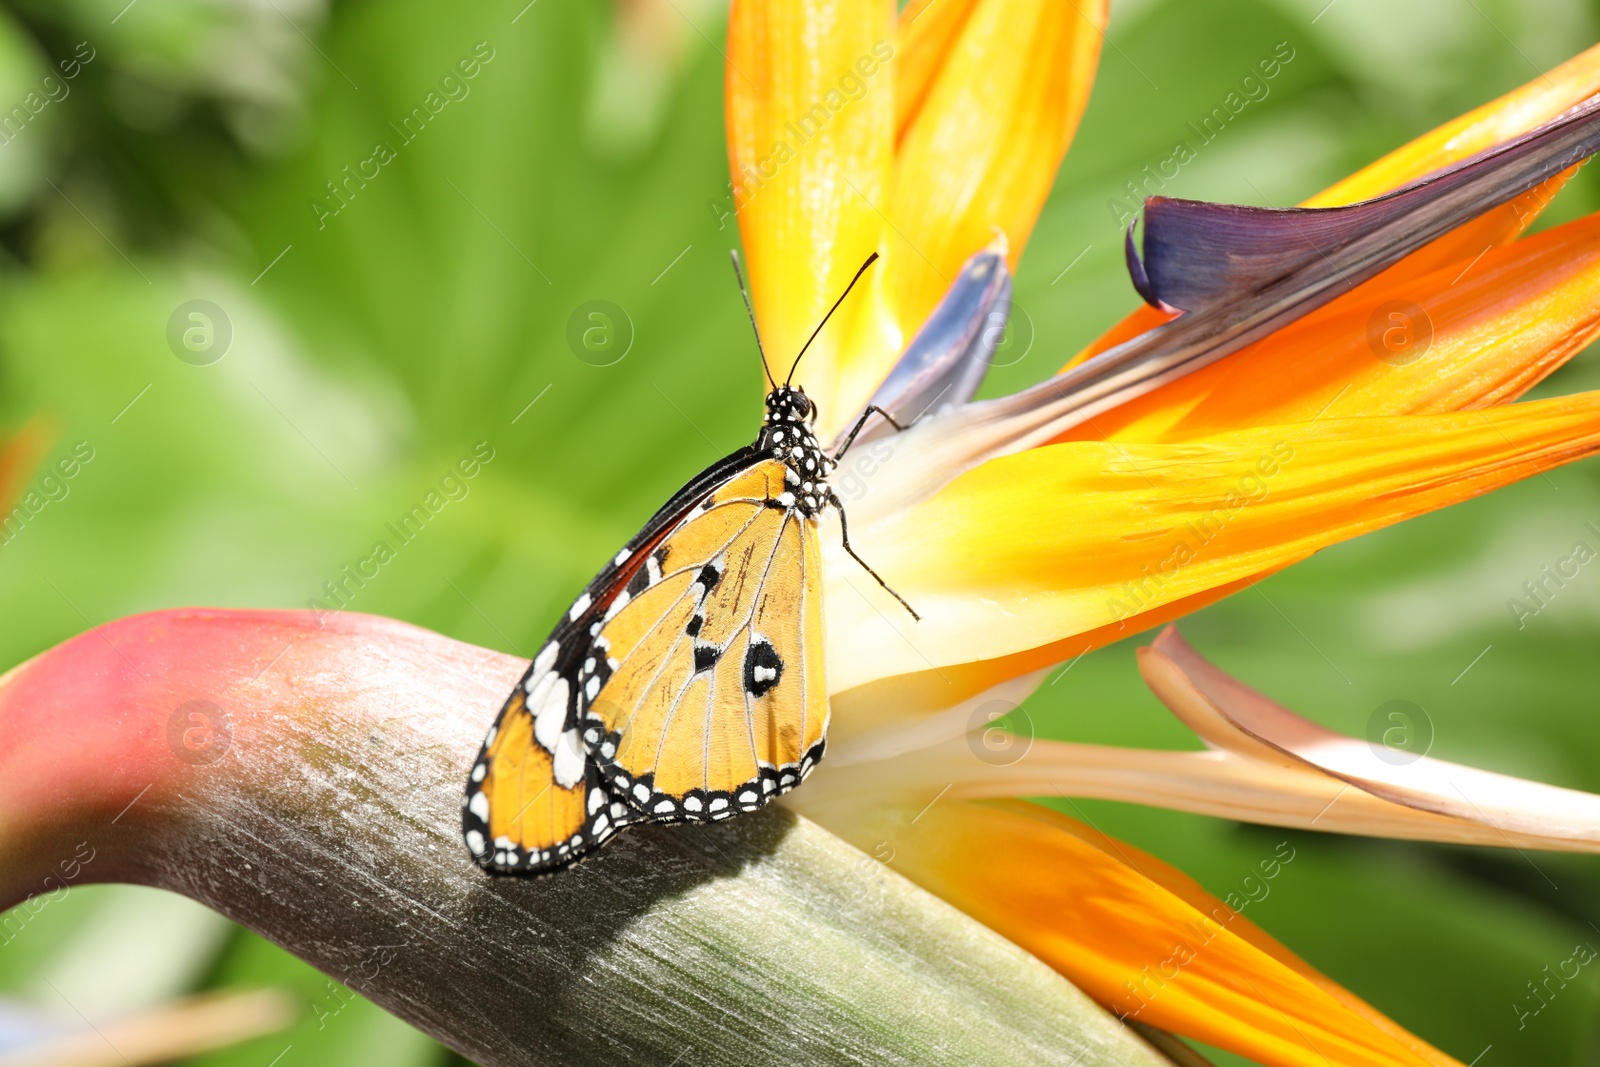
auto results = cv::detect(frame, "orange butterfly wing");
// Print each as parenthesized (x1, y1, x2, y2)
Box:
(587, 460, 827, 820)
(462, 454, 827, 874)
(464, 641, 632, 872)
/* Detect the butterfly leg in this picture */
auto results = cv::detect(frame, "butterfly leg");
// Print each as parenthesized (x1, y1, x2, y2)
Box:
(832, 405, 906, 462)
(830, 490, 921, 621)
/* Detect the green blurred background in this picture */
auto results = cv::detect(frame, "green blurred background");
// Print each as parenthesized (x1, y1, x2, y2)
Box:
(1, 0, 1598, 1063)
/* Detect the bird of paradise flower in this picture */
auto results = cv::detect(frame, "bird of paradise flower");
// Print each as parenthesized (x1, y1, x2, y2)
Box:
(6, 3, 1600, 1066)
(722, 1, 1600, 1064)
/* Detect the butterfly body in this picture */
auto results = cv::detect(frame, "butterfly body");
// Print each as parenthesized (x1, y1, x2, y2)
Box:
(463, 386, 841, 875)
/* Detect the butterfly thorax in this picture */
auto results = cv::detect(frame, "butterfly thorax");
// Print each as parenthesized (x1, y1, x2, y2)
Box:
(757, 386, 831, 518)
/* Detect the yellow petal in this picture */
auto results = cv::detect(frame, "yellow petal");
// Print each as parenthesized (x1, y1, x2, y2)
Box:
(895, 0, 979, 141)
(727, 0, 899, 429)
(829, 798, 1465, 1067)
(826, 393, 1600, 689)
(1069, 211, 1600, 442)
(884, 0, 1106, 407)
(827, 570, 1270, 709)
(1307, 42, 1600, 207)
(1068, 42, 1600, 372)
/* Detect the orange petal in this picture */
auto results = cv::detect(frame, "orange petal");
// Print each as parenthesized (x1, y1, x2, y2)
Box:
(1071, 210, 1600, 442)
(1070, 42, 1600, 370)
(726, 0, 899, 430)
(828, 798, 1465, 1067)
(826, 393, 1600, 689)
(886, 0, 1106, 404)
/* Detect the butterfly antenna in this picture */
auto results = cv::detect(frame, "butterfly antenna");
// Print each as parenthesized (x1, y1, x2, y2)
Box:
(729, 250, 777, 390)
(786, 251, 879, 385)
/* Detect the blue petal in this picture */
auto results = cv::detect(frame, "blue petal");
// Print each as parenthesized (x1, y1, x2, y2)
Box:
(835, 249, 1011, 450)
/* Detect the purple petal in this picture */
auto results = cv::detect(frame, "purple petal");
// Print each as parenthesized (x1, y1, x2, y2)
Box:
(936, 91, 1600, 473)
(1131, 92, 1600, 315)
(1123, 219, 1165, 311)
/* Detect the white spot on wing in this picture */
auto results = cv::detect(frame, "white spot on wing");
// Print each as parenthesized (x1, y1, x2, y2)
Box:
(552, 728, 585, 788)
(465, 829, 486, 855)
(532, 677, 569, 751)
(568, 592, 592, 621)
(468, 791, 489, 820)
(614, 547, 632, 566)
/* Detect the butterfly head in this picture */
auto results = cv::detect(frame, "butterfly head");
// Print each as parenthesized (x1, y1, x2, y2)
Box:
(760, 386, 831, 510)
(764, 385, 815, 426)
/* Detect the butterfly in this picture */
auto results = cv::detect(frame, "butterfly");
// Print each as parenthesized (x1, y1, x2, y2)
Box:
(462, 252, 915, 875)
